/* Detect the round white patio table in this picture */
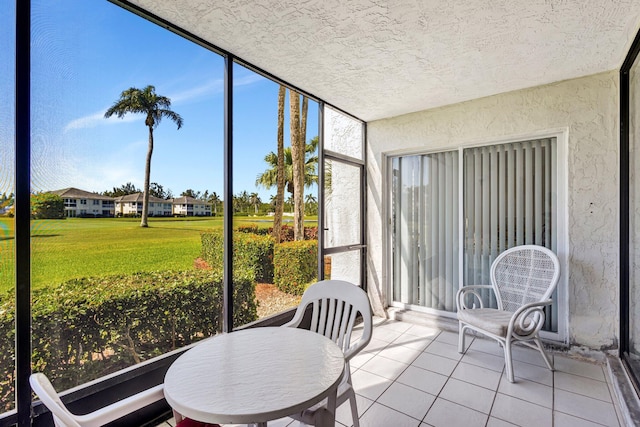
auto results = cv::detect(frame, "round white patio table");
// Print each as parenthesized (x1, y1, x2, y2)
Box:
(164, 326, 345, 427)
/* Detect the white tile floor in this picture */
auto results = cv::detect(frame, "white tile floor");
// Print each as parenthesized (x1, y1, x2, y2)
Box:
(158, 318, 624, 427)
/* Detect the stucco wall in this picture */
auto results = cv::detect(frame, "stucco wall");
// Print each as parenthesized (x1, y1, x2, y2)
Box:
(367, 71, 619, 349)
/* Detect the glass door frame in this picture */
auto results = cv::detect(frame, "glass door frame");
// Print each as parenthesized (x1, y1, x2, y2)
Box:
(318, 105, 367, 289)
(620, 24, 640, 394)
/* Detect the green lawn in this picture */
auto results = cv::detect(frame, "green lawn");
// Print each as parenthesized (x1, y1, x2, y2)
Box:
(0, 215, 311, 294)
(1, 217, 220, 293)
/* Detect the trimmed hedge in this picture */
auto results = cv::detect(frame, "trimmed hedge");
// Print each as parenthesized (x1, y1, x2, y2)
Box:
(201, 229, 275, 283)
(273, 240, 318, 295)
(270, 225, 318, 242)
(0, 269, 257, 412)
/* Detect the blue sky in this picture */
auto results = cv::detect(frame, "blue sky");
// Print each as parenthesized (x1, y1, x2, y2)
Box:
(1, 0, 318, 202)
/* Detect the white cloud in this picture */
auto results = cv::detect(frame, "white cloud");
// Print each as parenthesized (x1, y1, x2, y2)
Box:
(170, 79, 223, 104)
(63, 73, 265, 132)
(234, 73, 267, 87)
(170, 73, 265, 105)
(64, 109, 140, 132)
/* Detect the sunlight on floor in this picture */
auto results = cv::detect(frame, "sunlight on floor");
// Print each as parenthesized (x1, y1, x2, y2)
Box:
(156, 317, 623, 427)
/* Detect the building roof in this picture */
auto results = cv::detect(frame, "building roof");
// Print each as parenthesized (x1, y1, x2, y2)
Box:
(128, 0, 640, 122)
(114, 193, 170, 204)
(50, 187, 113, 200)
(172, 196, 211, 205)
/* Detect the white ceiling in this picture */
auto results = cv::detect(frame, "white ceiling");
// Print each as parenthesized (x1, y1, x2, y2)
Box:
(129, 0, 640, 122)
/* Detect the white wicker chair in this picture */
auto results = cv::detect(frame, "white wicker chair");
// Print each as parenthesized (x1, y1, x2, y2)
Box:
(29, 372, 164, 427)
(283, 280, 373, 427)
(456, 245, 560, 383)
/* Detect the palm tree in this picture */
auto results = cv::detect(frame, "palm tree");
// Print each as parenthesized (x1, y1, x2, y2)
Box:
(234, 191, 250, 213)
(272, 85, 286, 242)
(305, 193, 318, 215)
(255, 137, 319, 195)
(290, 90, 306, 240)
(104, 85, 183, 227)
(209, 192, 221, 216)
(249, 192, 261, 214)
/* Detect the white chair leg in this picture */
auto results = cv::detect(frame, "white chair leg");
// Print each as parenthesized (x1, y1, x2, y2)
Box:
(534, 336, 554, 371)
(347, 387, 360, 427)
(458, 322, 466, 353)
(504, 341, 515, 383)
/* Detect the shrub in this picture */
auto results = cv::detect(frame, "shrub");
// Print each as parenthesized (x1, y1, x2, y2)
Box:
(268, 225, 318, 242)
(237, 224, 260, 234)
(201, 229, 275, 283)
(304, 226, 318, 240)
(0, 269, 257, 412)
(273, 240, 318, 295)
(31, 192, 65, 219)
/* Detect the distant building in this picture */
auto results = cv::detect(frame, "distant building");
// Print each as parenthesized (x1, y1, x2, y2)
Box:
(50, 187, 115, 217)
(47, 188, 212, 218)
(114, 193, 173, 217)
(172, 196, 212, 217)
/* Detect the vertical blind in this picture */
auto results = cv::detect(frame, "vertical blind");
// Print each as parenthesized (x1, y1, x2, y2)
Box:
(463, 138, 557, 330)
(392, 151, 459, 311)
(391, 137, 558, 331)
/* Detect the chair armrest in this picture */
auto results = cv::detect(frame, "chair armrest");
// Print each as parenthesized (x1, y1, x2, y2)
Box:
(507, 299, 552, 339)
(75, 384, 165, 427)
(343, 333, 372, 362)
(456, 285, 493, 310)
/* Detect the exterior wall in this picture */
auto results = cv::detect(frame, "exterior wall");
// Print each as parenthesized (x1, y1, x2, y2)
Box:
(118, 202, 140, 216)
(147, 202, 171, 216)
(173, 204, 190, 216)
(194, 204, 211, 216)
(62, 198, 115, 217)
(116, 200, 171, 216)
(173, 202, 211, 216)
(367, 71, 619, 349)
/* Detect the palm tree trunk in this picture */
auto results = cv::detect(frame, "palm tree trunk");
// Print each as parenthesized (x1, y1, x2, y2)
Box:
(290, 90, 304, 241)
(301, 96, 308, 149)
(273, 85, 286, 242)
(141, 127, 154, 227)
(299, 96, 308, 230)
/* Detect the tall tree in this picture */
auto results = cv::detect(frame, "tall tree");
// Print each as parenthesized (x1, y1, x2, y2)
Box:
(272, 85, 286, 241)
(209, 192, 221, 216)
(249, 192, 261, 214)
(290, 90, 309, 241)
(181, 189, 201, 199)
(104, 85, 183, 227)
(149, 182, 167, 199)
(256, 137, 319, 197)
(31, 193, 64, 219)
(103, 182, 140, 197)
(233, 191, 250, 213)
(0, 193, 13, 211)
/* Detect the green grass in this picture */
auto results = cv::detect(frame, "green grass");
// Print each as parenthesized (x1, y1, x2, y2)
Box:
(0, 215, 317, 294)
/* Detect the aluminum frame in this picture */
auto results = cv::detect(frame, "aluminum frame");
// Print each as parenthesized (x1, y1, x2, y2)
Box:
(620, 22, 640, 396)
(2, 1, 368, 425)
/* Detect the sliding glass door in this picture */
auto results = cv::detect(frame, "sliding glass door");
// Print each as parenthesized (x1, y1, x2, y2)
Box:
(622, 29, 640, 392)
(390, 137, 561, 332)
(391, 151, 459, 310)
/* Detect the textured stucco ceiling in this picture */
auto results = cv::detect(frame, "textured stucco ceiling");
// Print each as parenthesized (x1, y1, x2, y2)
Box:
(127, 0, 640, 122)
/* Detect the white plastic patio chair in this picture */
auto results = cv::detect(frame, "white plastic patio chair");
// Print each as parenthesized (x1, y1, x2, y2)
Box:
(29, 372, 164, 427)
(283, 279, 373, 427)
(456, 245, 560, 383)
